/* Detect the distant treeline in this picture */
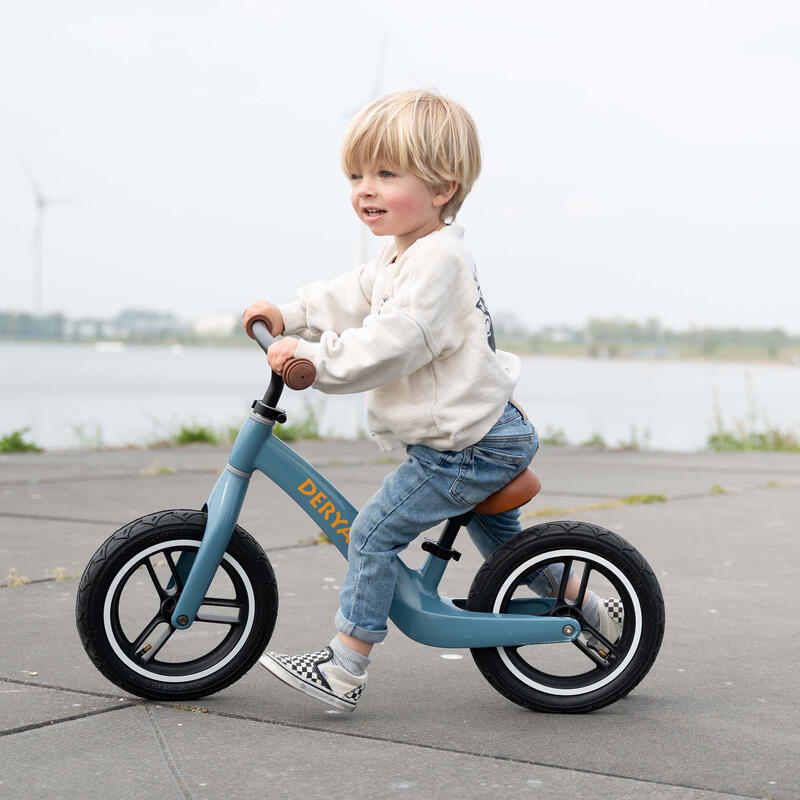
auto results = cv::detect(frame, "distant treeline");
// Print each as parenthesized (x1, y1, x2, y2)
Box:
(494, 315, 799, 360)
(2, 310, 798, 360)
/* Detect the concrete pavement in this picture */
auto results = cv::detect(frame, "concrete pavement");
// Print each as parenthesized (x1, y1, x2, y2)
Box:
(1, 440, 799, 799)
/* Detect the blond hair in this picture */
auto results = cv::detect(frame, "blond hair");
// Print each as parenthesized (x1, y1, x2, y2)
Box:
(341, 89, 481, 222)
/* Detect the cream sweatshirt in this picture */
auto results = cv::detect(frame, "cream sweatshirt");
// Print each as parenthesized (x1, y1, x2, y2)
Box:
(279, 225, 520, 452)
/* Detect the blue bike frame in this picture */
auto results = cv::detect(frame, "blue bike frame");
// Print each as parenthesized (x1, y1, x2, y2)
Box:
(170, 410, 580, 648)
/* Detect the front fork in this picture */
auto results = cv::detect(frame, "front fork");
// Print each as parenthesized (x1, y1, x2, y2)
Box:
(170, 414, 269, 629)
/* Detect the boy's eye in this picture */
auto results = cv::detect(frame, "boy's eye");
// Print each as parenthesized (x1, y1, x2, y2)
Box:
(378, 170, 394, 178)
(349, 173, 362, 181)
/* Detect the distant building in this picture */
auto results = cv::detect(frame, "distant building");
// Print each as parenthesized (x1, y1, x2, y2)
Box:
(111, 309, 184, 338)
(64, 318, 116, 339)
(191, 313, 238, 337)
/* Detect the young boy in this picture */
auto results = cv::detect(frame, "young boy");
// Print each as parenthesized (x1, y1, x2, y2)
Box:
(243, 89, 617, 712)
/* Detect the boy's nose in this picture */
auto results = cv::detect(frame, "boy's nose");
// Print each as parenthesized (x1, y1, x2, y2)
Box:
(357, 178, 376, 197)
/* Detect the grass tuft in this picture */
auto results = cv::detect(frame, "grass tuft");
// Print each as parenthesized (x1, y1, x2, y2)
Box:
(621, 493, 667, 504)
(580, 433, 608, 449)
(0, 428, 43, 453)
(540, 427, 568, 447)
(4, 568, 31, 586)
(708, 385, 800, 452)
(273, 400, 324, 442)
(173, 424, 219, 445)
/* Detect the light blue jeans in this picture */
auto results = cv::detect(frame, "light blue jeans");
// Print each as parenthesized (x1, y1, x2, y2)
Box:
(335, 402, 541, 643)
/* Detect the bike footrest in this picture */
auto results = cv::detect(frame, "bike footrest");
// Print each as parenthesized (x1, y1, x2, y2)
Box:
(421, 538, 461, 561)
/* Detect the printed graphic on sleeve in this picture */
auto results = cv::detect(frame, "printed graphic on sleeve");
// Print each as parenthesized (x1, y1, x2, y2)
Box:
(473, 267, 496, 352)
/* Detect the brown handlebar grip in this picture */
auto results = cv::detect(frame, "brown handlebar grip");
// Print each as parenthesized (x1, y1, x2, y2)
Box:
(244, 305, 284, 338)
(282, 358, 316, 390)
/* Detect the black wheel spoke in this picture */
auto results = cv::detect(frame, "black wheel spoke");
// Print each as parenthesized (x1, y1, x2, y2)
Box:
(141, 626, 175, 662)
(575, 562, 591, 607)
(164, 551, 183, 592)
(580, 619, 618, 657)
(572, 636, 611, 668)
(144, 557, 167, 600)
(556, 559, 573, 604)
(202, 596, 245, 609)
(195, 612, 241, 626)
(130, 614, 164, 654)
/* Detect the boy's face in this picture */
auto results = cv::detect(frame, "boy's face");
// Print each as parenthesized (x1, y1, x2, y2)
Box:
(349, 163, 456, 255)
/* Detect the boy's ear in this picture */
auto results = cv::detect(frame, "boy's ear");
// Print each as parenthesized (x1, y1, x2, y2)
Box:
(433, 180, 458, 208)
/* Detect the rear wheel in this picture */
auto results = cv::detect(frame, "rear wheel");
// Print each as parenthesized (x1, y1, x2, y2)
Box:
(467, 521, 664, 713)
(76, 509, 278, 701)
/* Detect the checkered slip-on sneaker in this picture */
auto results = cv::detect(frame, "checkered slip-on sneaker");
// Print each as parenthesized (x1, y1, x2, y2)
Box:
(587, 598, 624, 658)
(259, 646, 366, 712)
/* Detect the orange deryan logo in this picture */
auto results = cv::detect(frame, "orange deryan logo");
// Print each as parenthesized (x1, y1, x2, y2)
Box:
(297, 479, 351, 542)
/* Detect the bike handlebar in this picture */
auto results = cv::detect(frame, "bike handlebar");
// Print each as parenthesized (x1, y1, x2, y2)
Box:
(251, 320, 317, 391)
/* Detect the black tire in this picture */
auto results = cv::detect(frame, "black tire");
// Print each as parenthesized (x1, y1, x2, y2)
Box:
(467, 521, 664, 713)
(76, 509, 278, 701)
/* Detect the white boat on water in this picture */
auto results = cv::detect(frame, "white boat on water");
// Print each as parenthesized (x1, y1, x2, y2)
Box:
(93, 341, 125, 353)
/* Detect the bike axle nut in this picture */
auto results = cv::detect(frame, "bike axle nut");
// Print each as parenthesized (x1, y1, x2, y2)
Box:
(177, 615, 189, 626)
(562, 624, 575, 636)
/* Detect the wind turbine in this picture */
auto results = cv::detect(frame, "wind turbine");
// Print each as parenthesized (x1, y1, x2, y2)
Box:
(22, 161, 74, 315)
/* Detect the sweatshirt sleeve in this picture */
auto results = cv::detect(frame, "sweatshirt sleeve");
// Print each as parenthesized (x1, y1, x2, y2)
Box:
(294, 247, 468, 394)
(278, 260, 377, 342)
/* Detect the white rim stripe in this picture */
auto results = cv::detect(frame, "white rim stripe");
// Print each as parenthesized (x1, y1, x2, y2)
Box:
(102, 539, 255, 683)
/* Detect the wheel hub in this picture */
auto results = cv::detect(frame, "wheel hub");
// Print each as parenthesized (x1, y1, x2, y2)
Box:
(160, 594, 178, 619)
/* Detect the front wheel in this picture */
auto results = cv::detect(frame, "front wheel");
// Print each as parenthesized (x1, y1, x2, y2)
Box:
(76, 509, 278, 701)
(467, 521, 664, 713)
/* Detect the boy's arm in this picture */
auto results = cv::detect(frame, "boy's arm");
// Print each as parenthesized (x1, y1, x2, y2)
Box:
(295, 251, 466, 393)
(279, 261, 376, 342)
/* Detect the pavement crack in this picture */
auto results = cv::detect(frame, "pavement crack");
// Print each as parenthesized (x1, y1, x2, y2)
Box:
(0, 511, 121, 525)
(144, 705, 197, 800)
(0, 702, 135, 737)
(0, 469, 218, 488)
(185, 708, 763, 800)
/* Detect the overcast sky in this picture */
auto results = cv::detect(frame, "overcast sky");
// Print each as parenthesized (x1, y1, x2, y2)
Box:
(1, 1, 798, 332)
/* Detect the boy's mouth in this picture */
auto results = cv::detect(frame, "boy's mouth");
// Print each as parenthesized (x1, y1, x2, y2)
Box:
(362, 207, 386, 219)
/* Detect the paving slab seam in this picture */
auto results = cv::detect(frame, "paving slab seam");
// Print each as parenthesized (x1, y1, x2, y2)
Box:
(0, 538, 324, 589)
(1, 574, 82, 589)
(168, 706, 764, 800)
(542, 458, 800, 477)
(0, 511, 122, 526)
(0, 458, 378, 488)
(0, 675, 148, 701)
(0, 469, 220, 488)
(0, 678, 772, 799)
(537, 490, 625, 499)
(145, 705, 197, 800)
(0, 702, 136, 737)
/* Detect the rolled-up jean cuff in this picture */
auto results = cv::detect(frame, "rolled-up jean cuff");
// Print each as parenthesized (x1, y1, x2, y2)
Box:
(335, 608, 388, 643)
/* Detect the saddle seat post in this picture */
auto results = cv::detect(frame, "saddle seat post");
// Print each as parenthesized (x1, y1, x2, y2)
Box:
(418, 468, 542, 591)
(419, 512, 472, 590)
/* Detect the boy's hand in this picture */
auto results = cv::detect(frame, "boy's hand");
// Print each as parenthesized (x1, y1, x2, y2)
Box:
(267, 337, 299, 375)
(242, 300, 285, 338)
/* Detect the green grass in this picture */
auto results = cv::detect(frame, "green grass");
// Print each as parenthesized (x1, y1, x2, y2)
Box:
(708, 391, 800, 452)
(707, 427, 800, 452)
(0, 427, 43, 453)
(172, 424, 219, 445)
(273, 401, 324, 442)
(580, 433, 608, 449)
(540, 427, 568, 446)
(621, 493, 667, 504)
(616, 426, 651, 452)
(70, 421, 105, 449)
